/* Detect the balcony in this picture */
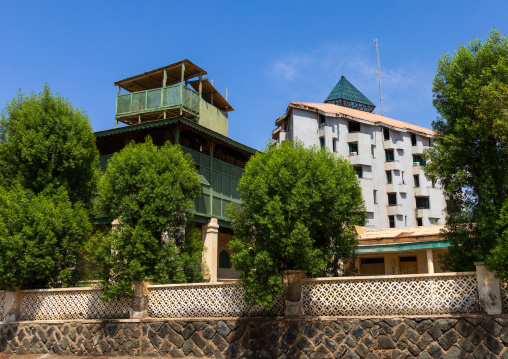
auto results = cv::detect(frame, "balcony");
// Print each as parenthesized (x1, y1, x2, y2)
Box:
(387, 204, 404, 216)
(384, 160, 401, 171)
(116, 84, 200, 123)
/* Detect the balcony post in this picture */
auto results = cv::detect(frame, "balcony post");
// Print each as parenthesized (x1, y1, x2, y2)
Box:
(161, 68, 167, 107)
(180, 61, 185, 116)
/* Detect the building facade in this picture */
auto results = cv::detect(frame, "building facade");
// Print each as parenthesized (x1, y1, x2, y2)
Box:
(272, 77, 446, 229)
(96, 59, 255, 282)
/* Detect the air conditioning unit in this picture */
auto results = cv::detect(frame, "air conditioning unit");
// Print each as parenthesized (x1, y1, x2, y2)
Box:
(350, 152, 358, 156)
(413, 162, 420, 167)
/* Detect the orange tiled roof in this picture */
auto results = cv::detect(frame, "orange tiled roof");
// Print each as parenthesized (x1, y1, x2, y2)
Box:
(291, 102, 436, 136)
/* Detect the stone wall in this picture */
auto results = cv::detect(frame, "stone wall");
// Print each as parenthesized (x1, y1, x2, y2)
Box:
(1, 316, 507, 358)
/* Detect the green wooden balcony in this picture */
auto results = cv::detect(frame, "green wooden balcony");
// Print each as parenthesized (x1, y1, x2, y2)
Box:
(99, 147, 243, 221)
(116, 84, 201, 122)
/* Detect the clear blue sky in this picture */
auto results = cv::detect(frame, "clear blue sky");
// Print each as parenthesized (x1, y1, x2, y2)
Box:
(1, 1, 507, 150)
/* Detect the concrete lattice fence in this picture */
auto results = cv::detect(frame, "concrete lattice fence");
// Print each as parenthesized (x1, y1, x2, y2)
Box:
(303, 272, 480, 317)
(0, 291, 4, 318)
(147, 283, 283, 318)
(2, 271, 501, 322)
(20, 287, 130, 321)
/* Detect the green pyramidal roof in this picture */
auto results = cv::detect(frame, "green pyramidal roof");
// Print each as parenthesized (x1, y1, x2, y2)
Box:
(325, 76, 376, 113)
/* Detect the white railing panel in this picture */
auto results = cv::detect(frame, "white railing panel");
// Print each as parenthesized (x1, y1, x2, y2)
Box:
(148, 282, 283, 318)
(303, 273, 480, 316)
(21, 288, 130, 321)
(0, 290, 5, 318)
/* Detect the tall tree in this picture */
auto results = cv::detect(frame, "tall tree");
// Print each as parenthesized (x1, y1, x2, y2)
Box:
(0, 85, 98, 289)
(92, 138, 204, 300)
(0, 84, 99, 206)
(228, 141, 366, 310)
(425, 29, 508, 278)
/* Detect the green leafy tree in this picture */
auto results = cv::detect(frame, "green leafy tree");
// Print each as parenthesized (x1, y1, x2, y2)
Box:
(0, 85, 98, 289)
(228, 141, 367, 309)
(0, 185, 92, 290)
(425, 29, 508, 278)
(92, 138, 204, 300)
(0, 84, 99, 206)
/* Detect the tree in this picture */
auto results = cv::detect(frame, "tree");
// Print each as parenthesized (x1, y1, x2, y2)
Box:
(0, 85, 99, 289)
(425, 29, 508, 278)
(228, 141, 367, 309)
(0, 185, 92, 290)
(92, 138, 204, 300)
(0, 84, 99, 206)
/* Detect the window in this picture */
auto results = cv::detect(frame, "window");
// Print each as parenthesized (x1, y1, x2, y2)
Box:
(389, 215, 395, 228)
(386, 170, 392, 184)
(388, 193, 397, 206)
(355, 166, 363, 178)
(400, 256, 417, 262)
(385, 150, 394, 162)
(401, 171, 405, 184)
(411, 133, 417, 146)
(373, 190, 377, 204)
(413, 155, 426, 166)
(416, 197, 430, 209)
(371, 145, 375, 158)
(383, 128, 390, 140)
(319, 137, 325, 149)
(319, 114, 326, 126)
(416, 218, 423, 226)
(219, 250, 231, 269)
(431, 179, 436, 188)
(348, 143, 358, 154)
(332, 139, 337, 152)
(361, 258, 384, 264)
(428, 138, 432, 146)
(414, 175, 420, 188)
(349, 121, 361, 132)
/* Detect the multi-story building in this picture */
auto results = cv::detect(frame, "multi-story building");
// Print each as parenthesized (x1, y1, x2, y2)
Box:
(272, 76, 446, 229)
(95, 59, 257, 281)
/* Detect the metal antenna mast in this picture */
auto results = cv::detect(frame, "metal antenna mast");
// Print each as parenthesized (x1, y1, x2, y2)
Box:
(374, 38, 384, 116)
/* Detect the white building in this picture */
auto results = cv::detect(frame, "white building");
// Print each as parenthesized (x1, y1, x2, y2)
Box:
(272, 76, 446, 229)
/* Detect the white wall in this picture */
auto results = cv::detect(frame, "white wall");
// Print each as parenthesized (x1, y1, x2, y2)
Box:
(280, 109, 447, 229)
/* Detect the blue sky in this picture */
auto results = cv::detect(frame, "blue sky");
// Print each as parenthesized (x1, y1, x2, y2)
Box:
(1, 1, 507, 151)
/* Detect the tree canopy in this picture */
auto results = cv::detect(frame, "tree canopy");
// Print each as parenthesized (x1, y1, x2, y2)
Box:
(92, 138, 204, 300)
(228, 141, 367, 309)
(0, 84, 99, 206)
(0, 85, 98, 289)
(425, 29, 508, 278)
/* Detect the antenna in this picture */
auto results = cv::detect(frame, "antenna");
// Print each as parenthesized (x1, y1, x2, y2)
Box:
(374, 39, 384, 116)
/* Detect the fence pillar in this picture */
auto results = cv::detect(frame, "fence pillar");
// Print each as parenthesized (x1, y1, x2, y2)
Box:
(475, 261, 502, 315)
(130, 281, 149, 319)
(202, 218, 219, 283)
(283, 270, 304, 318)
(4, 286, 22, 322)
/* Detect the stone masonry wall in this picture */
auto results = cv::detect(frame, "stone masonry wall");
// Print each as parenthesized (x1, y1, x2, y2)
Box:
(1, 316, 508, 358)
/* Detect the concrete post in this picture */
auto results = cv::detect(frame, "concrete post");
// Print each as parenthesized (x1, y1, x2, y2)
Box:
(283, 270, 304, 318)
(4, 286, 22, 322)
(202, 218, 219, 282)
(426, 248, 435, 274)
(130, 281, 149, 319)
(475, 261, 502, 315)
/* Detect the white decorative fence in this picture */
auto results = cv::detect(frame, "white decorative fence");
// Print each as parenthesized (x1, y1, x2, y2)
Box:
(148, 283, 283, 318)
(0, 290, 5, 317)
(0, 272, 492, 321)
(20, 288, 130, 321)
(302, 272, 479, 316)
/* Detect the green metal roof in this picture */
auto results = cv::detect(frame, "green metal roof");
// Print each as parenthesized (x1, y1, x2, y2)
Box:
(356, 240, 450, 254)
(94, 118, 258, 154)
(325, 76, 375, 112)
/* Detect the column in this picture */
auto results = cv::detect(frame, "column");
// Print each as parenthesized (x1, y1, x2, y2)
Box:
(426, 248, 435, 274)
(130, 281, 149, 319)
(202, 218, 219, 282)
(475, 261, 502, 315)
(4, 286, 22, 322)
